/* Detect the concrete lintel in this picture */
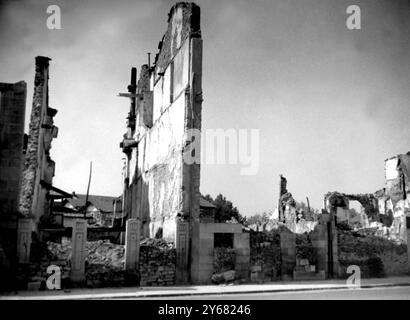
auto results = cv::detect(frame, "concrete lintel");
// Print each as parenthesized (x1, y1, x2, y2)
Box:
(200, 222, 242, 234)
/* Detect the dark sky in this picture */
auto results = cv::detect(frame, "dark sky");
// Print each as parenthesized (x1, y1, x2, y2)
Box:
(0, 0, 409, 216)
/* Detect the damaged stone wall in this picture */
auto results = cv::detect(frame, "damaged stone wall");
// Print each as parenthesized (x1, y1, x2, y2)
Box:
(139, 238, 176, 286)
(18, 56, 58, 227)
(277, 176, 317, 234)
(375, 153, 410, 242)
(0, 81, 27, 281)
(121, 3, 202, 244)
(0, 81, 27, 224)
(325, 153, 410, 277)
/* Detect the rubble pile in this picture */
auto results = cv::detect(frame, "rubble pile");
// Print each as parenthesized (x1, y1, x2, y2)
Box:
(14, 240, 70, 290)
(338, 225, 408, 277)
(139, 238, 176, 286)
(211, 270, 236, 284)
(213, 247, 235, 273)
(25, 238, 177, 288)
(84, 240, 126, 287)
(249, 230, 281, 281)
(86, 240, 125, 268)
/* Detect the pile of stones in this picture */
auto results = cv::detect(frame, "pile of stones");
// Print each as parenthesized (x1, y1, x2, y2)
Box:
(22, 238, 177, 289)
(139, 238, 176, 286)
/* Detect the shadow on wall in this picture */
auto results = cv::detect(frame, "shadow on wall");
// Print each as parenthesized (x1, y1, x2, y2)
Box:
(127, 165, 151, 239)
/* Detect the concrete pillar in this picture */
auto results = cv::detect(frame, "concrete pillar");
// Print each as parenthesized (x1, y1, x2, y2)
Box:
(124, 219, 140, 270)
(17, 218, 33, 264)
(234, 233, 250, 280)
(70, 219, 87, 282)
(176, 220, 190, 283)
(280, 229, 296, 280)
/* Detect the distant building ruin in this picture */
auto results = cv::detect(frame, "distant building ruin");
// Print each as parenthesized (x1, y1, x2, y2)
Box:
(325, 152, 410, 242)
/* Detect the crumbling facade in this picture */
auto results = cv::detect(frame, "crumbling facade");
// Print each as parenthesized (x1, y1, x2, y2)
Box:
(18, 56, 58, 228)
(121, 2, 202, 283)
(14, 57, 59, 265)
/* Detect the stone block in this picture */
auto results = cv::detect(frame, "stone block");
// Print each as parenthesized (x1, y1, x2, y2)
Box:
(234, 233, 250, 249)
(200, 223, 243, 234)
(17, 218, 33, 264)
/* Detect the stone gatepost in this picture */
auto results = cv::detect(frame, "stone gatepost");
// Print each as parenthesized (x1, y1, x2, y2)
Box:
(234, 233, 250, 279)
(70, 219, 87, 282)
(280, 228, 296, 280)
(17, 218, 33, 264)
(407, 217, 410, 272)
(176, 220, 190, 284)
(311, 213, 338, 278)
(124, 219, 140, 270)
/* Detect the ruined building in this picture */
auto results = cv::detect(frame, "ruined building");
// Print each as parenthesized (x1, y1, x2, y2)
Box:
(325, 152, 410, 242)
(0, 56, 61, 275)
(18, 57, 59, 228)
(0, 80, 27, 266)
(120, 3, 249, 284)
(120, 2, 202, 283)
(1, 56, 62, 268)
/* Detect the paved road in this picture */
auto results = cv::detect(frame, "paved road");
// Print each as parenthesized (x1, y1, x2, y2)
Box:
(137, 286, 410, 300)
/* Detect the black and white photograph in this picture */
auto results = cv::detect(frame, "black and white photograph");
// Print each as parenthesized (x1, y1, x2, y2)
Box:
(0, 0, 409, 307)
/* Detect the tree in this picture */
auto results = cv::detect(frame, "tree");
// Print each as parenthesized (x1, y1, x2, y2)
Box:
(204, 193, 244, 223)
